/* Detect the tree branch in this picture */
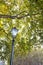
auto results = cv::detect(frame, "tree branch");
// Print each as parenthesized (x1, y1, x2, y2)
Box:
(0, 13, 30, 19)
(0, 11, 39, 19)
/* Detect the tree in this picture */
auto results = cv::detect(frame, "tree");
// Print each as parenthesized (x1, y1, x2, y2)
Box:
(0, 0, 43, 62)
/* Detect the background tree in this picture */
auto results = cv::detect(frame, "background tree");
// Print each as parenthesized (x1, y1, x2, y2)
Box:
(0, 0, 43, 64)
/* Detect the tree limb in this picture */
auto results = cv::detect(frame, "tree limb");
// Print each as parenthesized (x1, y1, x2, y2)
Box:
(0, 11, 39, 19)
(0, 13, 30, 19)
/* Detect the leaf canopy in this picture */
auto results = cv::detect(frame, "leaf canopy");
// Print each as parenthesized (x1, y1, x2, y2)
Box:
(0, 0, 43, 60)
